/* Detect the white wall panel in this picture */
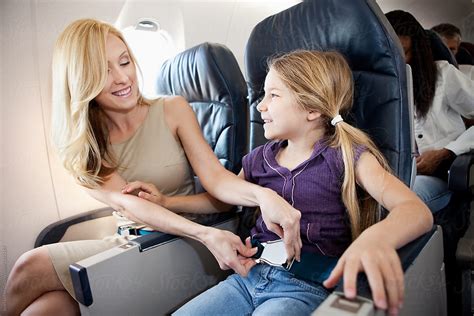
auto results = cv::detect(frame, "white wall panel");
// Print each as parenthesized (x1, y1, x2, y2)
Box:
(1, 0, 58, 289)
(0, 0, 6, 311)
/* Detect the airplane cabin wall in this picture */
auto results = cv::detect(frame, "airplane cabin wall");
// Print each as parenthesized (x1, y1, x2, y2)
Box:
(1, 0, 473, 310)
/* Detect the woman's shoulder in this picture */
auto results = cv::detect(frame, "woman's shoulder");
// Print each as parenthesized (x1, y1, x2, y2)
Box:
(435, 60, 458, 75)
(435, 60, 473, 89)
(160, 95, 193, 116)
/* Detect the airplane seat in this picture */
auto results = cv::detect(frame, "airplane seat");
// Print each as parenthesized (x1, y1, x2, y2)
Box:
(155, 41, 247, 176)
(35, 42, 249, 315)
(425, 28, 474, 316)
(243, 0, 446, 315)
(427, 29, 459, 68)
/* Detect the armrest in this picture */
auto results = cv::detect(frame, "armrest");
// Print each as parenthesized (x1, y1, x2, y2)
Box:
(448, 151, 474, 193)
(35, 208, 114, 247)
(130, 211, 237, 251)
(70, 211, 240, 314)
(334, 226, 437, 297)
(450, 151, 474, 269)
(314, 226, 446, 316)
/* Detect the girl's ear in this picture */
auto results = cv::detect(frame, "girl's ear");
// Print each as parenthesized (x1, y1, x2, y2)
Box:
(307, 110, 321, 121)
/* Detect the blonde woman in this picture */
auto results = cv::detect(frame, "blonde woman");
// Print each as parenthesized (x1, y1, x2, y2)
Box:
(5, 19, 302, 315)
(165, 50, 433, 316)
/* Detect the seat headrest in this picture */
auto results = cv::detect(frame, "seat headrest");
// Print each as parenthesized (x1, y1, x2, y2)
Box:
(245, 0, 405, 103)
(157, 42, 247, 109)
(156, 42, 248, 173)
(427, 30, 458, 66)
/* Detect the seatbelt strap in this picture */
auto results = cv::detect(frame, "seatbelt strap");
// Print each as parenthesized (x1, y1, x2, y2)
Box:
(251, 237, 339, 284)
(289, 252, 338, 284)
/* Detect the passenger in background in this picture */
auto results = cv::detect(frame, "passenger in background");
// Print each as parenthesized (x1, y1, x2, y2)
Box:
(431, 23, 474, 79)
(431, 23, 463, 57)
(5, 19, 303, 316)
(386, 10, 474, 214)
(151, 50, 432, 316)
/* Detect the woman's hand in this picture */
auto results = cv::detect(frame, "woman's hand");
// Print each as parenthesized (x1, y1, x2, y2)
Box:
(323, 232, 403, 316)
(201, 228, 257, 276)
(256, 188, 303, 262)
(122, 181, 166, 206)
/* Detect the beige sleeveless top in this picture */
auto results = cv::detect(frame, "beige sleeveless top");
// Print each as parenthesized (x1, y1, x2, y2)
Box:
(111, 98, 195, 196)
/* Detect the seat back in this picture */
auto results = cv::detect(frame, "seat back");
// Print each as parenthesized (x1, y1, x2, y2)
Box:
(244, 1, 447, 315)
(427, 29, 458, 66)
(245, 0, 412, 186)
(156, 42, 247, 174)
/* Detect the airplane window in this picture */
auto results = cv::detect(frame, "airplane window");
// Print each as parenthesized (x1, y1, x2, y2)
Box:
(122, 19, 178, 98)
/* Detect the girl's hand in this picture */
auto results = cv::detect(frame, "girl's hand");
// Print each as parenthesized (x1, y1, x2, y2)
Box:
(323, 233, 404, 316)
(201, 228, 257, 276)
(257, 188, 303, 262)
(122, 181, 167, 206)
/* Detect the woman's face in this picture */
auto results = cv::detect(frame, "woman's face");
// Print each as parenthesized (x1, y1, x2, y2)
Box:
(94, 34, 139, 113)
(398, 35, 413, 64)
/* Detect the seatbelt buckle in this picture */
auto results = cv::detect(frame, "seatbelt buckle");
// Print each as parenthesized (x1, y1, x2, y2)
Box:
(117, 223, 148, 236)
(253, 239, 295, 270)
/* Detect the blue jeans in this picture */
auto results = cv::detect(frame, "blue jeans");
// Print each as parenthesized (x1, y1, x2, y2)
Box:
(413, 175, 453, 214)
(173, 264, 331, 316)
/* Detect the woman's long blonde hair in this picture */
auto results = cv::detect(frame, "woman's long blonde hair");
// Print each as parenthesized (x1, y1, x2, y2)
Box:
(269, 50, 391, 239)
(51, 19, 144, 188)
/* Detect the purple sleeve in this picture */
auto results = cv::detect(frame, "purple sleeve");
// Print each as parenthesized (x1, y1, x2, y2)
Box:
(354, 145, 368, 163)
(242, 145, 265, 183)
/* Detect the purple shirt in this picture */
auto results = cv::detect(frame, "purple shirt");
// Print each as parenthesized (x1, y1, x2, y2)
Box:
(243, 139, 365, 257)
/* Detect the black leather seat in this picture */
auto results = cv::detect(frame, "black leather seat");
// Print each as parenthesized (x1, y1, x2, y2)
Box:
(157, 42, 248, 174)
(244, 0, 446, 315)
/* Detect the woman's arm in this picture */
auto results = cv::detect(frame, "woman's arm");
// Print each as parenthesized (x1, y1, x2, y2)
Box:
(86, 172, 256, 276)
(122, 181, 233, 214)
(324, 152, 433, 315)
(163, 96, 303, 261)
(444, 64, 474, 155)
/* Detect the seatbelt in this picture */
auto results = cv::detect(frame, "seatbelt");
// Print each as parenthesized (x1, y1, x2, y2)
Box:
(251, 237, 339, 284)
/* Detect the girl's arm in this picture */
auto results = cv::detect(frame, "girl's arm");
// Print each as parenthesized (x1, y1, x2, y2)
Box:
(324, 152, 433, 315)
(163, 96, 303, 261)
(86, 172, 256, 276)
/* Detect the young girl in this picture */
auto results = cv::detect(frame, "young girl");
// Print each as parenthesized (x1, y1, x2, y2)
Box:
(161, 50, 431, 315)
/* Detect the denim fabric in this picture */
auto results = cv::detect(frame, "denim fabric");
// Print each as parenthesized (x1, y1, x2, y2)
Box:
(173, 264, 331, 316)
(413, 175, 453, 214)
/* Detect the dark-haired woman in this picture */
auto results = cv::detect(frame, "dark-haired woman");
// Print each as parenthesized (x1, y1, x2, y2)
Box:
(386, 10, 474, 214)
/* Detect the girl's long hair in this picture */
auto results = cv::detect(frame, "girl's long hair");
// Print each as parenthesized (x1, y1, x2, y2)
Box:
(385, 10, 437, 119)
(51, 19, 146, 188)
(269, 50, 391, 239)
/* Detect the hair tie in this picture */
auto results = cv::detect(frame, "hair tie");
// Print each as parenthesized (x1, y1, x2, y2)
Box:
(331, 114, 343, 126)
